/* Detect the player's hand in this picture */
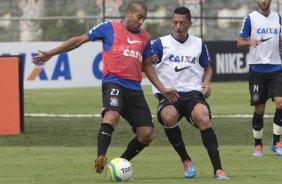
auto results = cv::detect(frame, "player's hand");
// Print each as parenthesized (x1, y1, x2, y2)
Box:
(249, 38, 261, 48)
(151, 54, 159, 65)
(202, 83, 211, 98)
(31, 50, 52, 66)
(162, 88, 179, 102)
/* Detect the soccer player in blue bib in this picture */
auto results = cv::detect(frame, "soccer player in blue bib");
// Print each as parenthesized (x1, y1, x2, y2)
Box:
(151, 7, 229, 179)
(237, 0, 282, 157)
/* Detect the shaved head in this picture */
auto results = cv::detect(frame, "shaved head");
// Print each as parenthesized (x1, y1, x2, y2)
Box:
(126, 1, 147, 12)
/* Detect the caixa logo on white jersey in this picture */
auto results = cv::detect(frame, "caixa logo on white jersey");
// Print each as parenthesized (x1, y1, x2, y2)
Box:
(123, 49, 143, 62)
(168, 55, 196, 64)
(257, 27, 279, 34)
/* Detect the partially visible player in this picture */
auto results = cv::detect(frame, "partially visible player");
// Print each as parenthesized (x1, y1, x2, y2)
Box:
(151, 7, 229, 179)
(237, 0, 282, 157)
(32, 0, 179, 174)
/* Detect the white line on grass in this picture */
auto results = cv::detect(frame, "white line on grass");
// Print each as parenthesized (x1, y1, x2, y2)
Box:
(24, 113, 274, 118)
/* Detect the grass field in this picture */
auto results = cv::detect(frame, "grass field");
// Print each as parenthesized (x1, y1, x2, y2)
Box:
(0, 81, 281, 184)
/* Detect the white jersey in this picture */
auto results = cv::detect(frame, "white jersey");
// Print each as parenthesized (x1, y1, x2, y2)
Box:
(152, 34, 211, 96)
(240, 11, 281, 65)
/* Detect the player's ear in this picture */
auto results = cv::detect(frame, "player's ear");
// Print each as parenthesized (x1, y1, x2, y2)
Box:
(188, 21, 193, 29)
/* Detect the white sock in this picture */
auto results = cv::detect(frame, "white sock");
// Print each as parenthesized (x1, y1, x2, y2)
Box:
(253, 128, 263, 139)
(273, 123, 282, 135)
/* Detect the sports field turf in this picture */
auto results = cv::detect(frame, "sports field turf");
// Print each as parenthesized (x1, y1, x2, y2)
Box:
(0, 81, 281, 183)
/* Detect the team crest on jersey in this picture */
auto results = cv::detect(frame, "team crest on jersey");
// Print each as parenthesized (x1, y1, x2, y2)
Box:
(252, 93, 259, 103)
(110, 97, 119, 106)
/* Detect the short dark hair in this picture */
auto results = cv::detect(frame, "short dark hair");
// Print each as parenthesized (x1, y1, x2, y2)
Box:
(126, 1, 147, 12)
(173, 7, 191, 21)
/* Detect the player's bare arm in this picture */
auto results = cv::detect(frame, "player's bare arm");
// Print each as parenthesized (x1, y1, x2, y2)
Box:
(32, 34, 90, 65)
(143, 57, 179, 102)
(202, 64, 212, 98)
(279, 35, 282, 48)
(237, 36, 261, 48)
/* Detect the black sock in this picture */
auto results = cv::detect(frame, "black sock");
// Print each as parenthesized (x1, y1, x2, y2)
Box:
(272, 134, 280, 145)
(165, 125, 191, 161)
(201, 127, 222, 174)
(255, 138, 262, 146)
(120, 137, 148, 161)
(97, 123, 114, 156)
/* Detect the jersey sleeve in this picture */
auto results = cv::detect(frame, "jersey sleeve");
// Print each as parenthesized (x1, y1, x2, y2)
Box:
(279, 14, 281, 34)
(86, 21, 114, 51)
(239, 15, 251, 38)
(199, 41, 211, 68)
(143, 40, 153, 59)
(152, 38, 163, 63)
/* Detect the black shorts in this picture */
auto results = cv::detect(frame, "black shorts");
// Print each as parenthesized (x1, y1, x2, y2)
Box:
(102, 82, 153, 129)
(156, 91, 211, 127)
(249, 70, 282, 106)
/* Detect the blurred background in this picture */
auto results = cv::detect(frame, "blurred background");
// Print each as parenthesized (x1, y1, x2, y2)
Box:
(1, 0, 282, 88)
(1, 0, 282, 42)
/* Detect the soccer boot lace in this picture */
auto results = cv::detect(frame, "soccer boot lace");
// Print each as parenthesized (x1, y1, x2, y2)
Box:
(253, 145, 263, 157)
(183, 160, 196, 178)
(215, 169, 229, 180)
(270, 142, 282, 156)
(94, 155, 107, 174)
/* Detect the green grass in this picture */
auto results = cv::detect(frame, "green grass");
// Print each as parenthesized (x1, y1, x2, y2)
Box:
(23, 81, 276, 115)
(0, 81, 280, 183)
(0, 146, 281, 184)
(0, 116, 274, 147)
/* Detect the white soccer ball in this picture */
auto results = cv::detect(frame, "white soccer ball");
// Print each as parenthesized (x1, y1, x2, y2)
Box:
(106, 158, 133, 182)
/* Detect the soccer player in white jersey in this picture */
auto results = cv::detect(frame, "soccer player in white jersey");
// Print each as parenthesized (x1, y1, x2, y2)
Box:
(151, 7, 229, 179)
(237, 0, 282, 157)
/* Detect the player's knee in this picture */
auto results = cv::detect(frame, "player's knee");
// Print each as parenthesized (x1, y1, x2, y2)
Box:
(139, 136, 153, 145)
(160, 107, 178, 125)
(193, 114, 211, 130)
(252, 112, 264, 130)
(137, 128, 154, 144)
(161, 114, 178, 128)
(274, 109, 282, 126)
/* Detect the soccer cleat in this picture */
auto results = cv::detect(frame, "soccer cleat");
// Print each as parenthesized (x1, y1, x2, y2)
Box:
(94, 155, 107, 173)
(183, 160, 196, 178)
(215, 169, 229, 180)
(270, 142, 282, 156)
(253, 145, 263, 157)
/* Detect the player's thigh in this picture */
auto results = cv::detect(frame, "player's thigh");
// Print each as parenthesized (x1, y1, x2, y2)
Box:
(191, 103, 211, 129)
(121, 91, 153, 130)
(268, 71, 282, 97)
(249, 71, 268, 105)
(102, 82, 125, 114)
(183, 91, 211, 127)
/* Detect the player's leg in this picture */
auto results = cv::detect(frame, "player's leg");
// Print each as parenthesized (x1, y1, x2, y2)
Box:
(271, 106, 282, 156)
(120, 126, 153, 161)
(272, 98, 282, 156)
(119, 89, 154, 161)
(249, 71, 267, 157)
(252, 104, 265, 157)
(184, 91, 228, 179)
(95, 83, 124, 173)
(191, 103, 228, 179)
(157, 100, 195, 178)
(267, 71, 282, 156)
